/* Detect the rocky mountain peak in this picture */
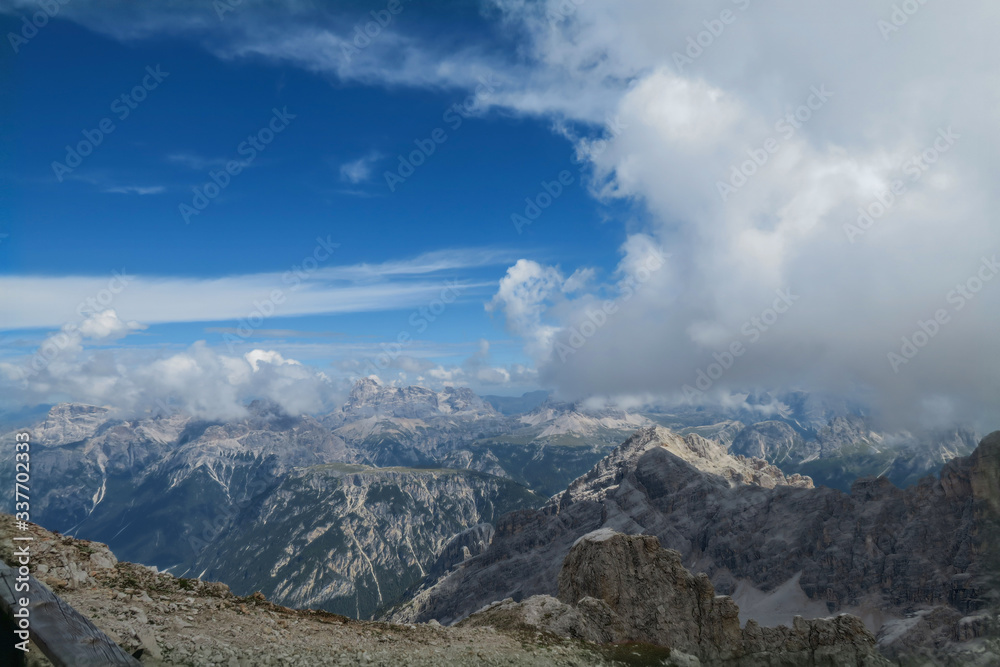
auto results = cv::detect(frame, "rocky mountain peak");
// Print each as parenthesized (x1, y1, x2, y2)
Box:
(346, 376, 383, 404)
(340, 378, 497, 420)
(31, 402, 112, 446)
(557, 426, 811, 508)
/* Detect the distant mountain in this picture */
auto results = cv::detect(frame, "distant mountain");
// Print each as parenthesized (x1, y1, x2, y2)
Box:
(1, 401, 358, 566)
(321, 378, 509, 468)
(322, 379, 653, 496)
(729, 420, 810, 463)
(392, 426, 1000, 665)
(0, 398, 543, 620)
(787, 425, 980, 492)
(188, 464, 542, 619)
(3, 380, 988, 653)
(655, 398, 980, 492)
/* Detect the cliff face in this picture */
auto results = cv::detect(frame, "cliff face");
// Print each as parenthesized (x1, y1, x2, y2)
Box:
(396, 428, 1000, 663)
(187, 464, 542, 620)
(465, 530, 890, 666)
(0, 401, 544, 621)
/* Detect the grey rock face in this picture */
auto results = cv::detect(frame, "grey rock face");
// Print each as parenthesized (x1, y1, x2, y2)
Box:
(187, 465, 541, 620)
(30, 402, 112, 446)
(428, 523, 496, 579)
(814, 415, 882, 457)
(1, 403, 359, 569)
(730, 420, 813, 464)
(466, 530, 890, 666)
(396, 428, 1000, 664)
(333, 377, 499, 422)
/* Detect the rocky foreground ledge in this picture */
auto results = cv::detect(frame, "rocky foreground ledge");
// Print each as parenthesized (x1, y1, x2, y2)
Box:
(0, 515, 623, 667)
(2, 515, 896, 666)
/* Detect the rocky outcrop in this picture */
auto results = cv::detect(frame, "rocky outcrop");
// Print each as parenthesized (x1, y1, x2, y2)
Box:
(0, 514, 625, 666)
(465, 530, 889, 666)
(0, 512, 118, 591)
(396, 429, 1000, 664)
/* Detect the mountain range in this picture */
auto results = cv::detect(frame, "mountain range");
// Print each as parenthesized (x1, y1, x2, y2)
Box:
(1, 378, 996, 663)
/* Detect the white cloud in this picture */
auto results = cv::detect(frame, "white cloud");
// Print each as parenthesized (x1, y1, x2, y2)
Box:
(338, 151, 382, 184)
(487, 259, 566, 358)
(0, 247, 509, 330)
(244, 349, 300, 371)
(474, 1, 1000, 428)
(0, 311, 337, 420)
(77, 310, 146, 340)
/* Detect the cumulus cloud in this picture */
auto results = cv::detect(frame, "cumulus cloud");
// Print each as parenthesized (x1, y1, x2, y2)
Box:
(486, 259, 567, 358)
(477, 1, 1000, 429)
(77, 310, 146, 341)
(0, 311, 339, 420)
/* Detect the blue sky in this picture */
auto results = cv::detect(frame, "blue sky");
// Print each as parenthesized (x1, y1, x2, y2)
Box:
(1, 1, 999, 429)
(0, 2, 634, 410)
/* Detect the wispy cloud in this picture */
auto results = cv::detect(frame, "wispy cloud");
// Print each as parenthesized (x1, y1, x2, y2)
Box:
(0, 247, 512, 330)
(104, 185, 167, 195)
(204, 328, 349, 338)
(338, 151, 382, 184)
